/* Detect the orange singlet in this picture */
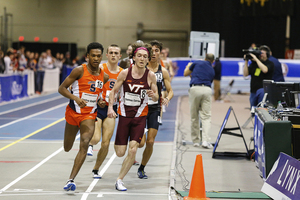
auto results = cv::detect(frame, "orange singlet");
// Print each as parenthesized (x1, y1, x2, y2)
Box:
(101, 63, 123, 106)
(65, 64, 105, 127)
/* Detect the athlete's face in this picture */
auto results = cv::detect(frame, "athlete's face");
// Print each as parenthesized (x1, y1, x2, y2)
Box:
(151, 45, 160, 63)
(106, 47, 121, 64)
(87, 49, 102, 68)
(133, 50, 149, 68)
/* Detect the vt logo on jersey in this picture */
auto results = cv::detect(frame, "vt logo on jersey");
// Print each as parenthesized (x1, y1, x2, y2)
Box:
(128, 84, 144, 93)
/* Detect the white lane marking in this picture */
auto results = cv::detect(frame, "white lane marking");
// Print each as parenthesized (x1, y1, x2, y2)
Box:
(97, 192, 167, 197)
(0, 134, 80, 194)
(0, 103, 67, 129)
(168, 96, 180, 200)
(81, 153, 117, 200)
(0, 96, 64, 116)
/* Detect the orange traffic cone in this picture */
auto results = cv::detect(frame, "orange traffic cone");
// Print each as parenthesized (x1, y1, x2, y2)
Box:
(184, 154, 210, 200)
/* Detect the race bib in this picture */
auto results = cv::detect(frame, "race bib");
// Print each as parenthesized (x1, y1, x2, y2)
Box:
(95, 80, 103, 89)
(81, 92, 98, 107)
(124, 92, 141, 106)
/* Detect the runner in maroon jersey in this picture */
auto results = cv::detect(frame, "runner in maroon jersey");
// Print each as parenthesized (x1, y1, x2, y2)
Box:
(107, 42, 158, 191)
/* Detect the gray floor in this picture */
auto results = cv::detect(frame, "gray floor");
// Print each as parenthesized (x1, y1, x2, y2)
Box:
(172, 94, 266, 200)
(0, 77, 269, 200)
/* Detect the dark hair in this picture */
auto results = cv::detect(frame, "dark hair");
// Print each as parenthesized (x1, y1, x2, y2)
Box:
(205, 53, 215, 62)
(87, 42, 104, 55)
(259, 45, 271, 57)
(107, 44, 120, 53)
(130, 42, 152, 63)
(150, 40, 163, 51)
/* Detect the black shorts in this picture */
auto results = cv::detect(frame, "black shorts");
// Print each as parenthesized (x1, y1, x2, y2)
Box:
(115, 115, 147, 145)
(147, 110, 161, 130)
(97, 104, 117, 120)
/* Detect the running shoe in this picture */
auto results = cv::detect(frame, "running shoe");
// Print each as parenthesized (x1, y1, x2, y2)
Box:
(202, 141, 213, 149)
(137, 169, 148, 179)
(87, 145, 93, 156)
(92, 169, 101, 179)
(63, 179, 76, 191)
(133, 160, 139, 166)
(115, 179, 127, 191)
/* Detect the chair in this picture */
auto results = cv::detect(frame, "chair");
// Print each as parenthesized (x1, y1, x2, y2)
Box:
(221, 79, 235, 102)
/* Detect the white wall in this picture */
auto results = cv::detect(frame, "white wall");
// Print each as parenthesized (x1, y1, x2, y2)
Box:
(0, 0, 191, 57)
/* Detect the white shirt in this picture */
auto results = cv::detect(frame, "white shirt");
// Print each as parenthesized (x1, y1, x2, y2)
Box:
(4, 56, 13, 74)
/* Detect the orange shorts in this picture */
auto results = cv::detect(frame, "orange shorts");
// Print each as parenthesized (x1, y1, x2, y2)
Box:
(65, 105, 97, 127)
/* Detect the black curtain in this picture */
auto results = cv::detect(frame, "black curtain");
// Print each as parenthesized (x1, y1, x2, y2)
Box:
(191, 0, 295, 58)
(12, 42, 78, 59)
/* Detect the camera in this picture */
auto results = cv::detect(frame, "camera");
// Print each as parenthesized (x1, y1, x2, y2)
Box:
(242, 49, 261, 60)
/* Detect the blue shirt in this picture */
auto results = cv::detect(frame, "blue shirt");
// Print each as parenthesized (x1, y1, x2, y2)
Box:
(269, 56, 285, 82)
(189, 60, 215, 87)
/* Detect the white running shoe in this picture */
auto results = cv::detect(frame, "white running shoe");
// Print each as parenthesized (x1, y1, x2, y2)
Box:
(87, 145, 93, 156)
(202, 141, 213, 149)
(63, 180, 76, 191)
(115, 179, 127, 191)
(193, 143, 200, 147)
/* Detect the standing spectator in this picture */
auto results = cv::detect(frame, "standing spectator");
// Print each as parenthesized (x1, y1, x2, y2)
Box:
(184, 53, 215, 148)
(36, 52, 47, 94)
(213, 57, 222, 101)
(0, 50, 5, 73)
(45, 49, 54, 69)
(243, 45, 274, 108)
(4, 51, 15, 74)
(264, 46, 285, 82)
(54, 52, 63, 70)
(18, 46, 27, 71)
(119, 43, 133, 69)
(54, 52, 64, 84)
(64, 52, 72, 66)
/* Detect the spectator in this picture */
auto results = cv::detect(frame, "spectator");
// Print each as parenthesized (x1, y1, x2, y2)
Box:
(265, 46, 285, 82)
(243, 45, 274, 108)
(4, 51, 15, 74)
(36, 52, 47, 94)
(18, 46, 27, 71)
(184, 53, 215, 149)
(45, 49, 54, 69)
(0, 50, 5, 73)
(119, 43, 132, 69)
(64, 52, 72, 66)
(213, 57, 222, 101)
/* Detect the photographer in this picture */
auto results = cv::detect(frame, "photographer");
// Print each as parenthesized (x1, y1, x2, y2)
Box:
(243, 45, 274, 108)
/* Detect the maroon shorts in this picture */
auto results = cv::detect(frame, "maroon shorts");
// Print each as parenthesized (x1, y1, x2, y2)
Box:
(115, 115, 147, 145)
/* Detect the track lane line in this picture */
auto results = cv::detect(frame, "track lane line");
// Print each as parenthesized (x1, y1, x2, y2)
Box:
(0, 134, 80, 194)
(0, 117, 65, 152)
(81, 152, 117, 200)
(0, 103, 67, 129)
(0, 96, 64, 116)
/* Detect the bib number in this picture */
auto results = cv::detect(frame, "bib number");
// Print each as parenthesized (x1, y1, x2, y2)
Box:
(81, 92, 98, 107)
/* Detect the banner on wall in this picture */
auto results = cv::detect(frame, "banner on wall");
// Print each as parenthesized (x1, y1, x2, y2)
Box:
(0, 74, 28, 103)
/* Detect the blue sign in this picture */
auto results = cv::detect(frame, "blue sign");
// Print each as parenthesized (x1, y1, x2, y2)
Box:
(254, 113, 266, 179)
(0, 74, 28, 103)
(261, 152, 300, 200)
